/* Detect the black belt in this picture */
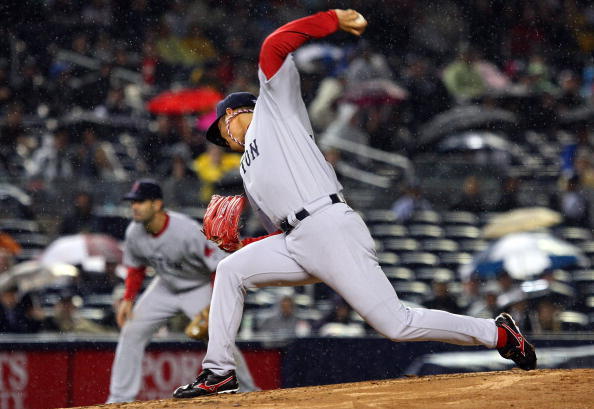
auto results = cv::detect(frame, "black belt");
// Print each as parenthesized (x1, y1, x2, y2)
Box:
(279, 194, 343, 233)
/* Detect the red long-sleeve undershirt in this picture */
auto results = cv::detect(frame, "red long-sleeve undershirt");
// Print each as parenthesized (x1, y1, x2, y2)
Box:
(123, 266, 146, 301)
(259, 10, 339, 80)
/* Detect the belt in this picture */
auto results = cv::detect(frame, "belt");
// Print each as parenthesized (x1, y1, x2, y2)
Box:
(279, 194, 344, 234)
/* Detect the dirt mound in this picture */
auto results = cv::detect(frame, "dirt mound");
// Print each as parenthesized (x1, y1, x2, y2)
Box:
(77, 369, 593, 409)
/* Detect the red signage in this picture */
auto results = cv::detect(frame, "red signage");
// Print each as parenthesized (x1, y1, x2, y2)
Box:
(0, 351, 69, 409)
(0, 347, 281, 408)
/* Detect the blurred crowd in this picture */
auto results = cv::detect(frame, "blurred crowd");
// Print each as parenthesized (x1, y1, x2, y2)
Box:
(1, 0, 594, 337)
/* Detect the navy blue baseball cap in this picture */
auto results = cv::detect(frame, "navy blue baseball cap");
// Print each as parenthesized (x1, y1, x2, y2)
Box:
(206, 92, 257, 147)
(123, 178, 163, 201)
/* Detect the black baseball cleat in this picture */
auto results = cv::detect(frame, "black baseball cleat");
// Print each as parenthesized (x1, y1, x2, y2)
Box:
(495, 313, 537, 370)
(173, 369, 239, 398)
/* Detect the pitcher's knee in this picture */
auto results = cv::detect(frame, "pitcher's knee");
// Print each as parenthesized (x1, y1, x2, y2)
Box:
(216, 256, 245, 285)
(364, 302, 412, 341)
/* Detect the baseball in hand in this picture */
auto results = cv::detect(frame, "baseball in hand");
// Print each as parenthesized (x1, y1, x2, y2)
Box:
(354, 12, 366, 25)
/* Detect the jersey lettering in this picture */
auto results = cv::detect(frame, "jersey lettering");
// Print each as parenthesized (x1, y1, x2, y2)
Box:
(240, 139, 260, 175)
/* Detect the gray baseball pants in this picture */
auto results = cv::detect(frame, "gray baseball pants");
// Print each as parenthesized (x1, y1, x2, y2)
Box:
(107, 276, 257, 403)
(203, 203, 498, 375)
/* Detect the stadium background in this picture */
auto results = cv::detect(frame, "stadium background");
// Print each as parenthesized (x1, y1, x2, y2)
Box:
(0, 1, 594, 408)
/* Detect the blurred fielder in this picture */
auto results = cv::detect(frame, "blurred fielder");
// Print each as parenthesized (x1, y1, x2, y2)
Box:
(106, 179, 258, 403)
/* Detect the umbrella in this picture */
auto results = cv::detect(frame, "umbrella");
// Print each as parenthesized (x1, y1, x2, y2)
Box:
(418, 105, 518, 146)
(482, 207, 562, 239)
(461, 232, 589, 281)
(147, 87, 223, 115)
(39, 234, 123, 271)
(0, 261, 78, 293)
(437, 131, 515, 153)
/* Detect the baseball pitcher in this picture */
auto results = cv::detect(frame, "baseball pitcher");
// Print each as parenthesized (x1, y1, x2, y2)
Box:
(106, 179, 258, 403)
(173, 9, 536, 398)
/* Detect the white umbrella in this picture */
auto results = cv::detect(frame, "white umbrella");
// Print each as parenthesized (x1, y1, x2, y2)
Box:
(462, 232, 589, 281)
(0, 261, 78, 293)
(39, 234, 123, 269)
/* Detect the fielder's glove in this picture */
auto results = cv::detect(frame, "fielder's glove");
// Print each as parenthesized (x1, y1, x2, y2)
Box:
(203, 194, 247, 252)
(185, 306, 210, 340)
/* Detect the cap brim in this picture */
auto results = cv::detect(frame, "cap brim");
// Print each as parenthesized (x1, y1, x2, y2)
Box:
(206, 115, 229, 147)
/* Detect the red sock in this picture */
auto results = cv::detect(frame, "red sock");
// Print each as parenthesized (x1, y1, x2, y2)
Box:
(496, 327, 508, 349)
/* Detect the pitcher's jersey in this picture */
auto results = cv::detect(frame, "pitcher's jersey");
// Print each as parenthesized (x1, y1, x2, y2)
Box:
(122, 211, 227, 292)
(240, 55, 342, 227)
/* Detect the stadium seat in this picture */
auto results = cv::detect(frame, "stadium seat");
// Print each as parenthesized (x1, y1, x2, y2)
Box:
(393, 281, 431, 304)
(443, 225, 481, 240)
(382, 238, 420, 253)
(555, 227, 592, 244)
(369, 224, 408, 239)
(364, 209, 397, 225)
(573, 270, 594, 296)
(558, 311, 590, 331)
(440, 211, 479, 226)
(399, 252, 440, 269)
(13, 232, 50, 249)
(377, 252, 400, 267)
(0, 218, 40, 234)
(420, 238, 459, 254)
(407, 224, 444, 239)
(407, 210, 441, 225)
(458, 239, 489, 253)
(438, 252, 473, 270)
(414, 267, 455, 283)
(382, 266, 415, 282)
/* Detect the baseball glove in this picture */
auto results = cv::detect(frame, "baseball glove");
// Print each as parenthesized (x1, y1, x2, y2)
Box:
(203, 194, 247, 252)
(185, 306, 209, 340)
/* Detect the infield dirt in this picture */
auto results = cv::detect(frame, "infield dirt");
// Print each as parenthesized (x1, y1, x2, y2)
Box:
(74, 368, 593, 409)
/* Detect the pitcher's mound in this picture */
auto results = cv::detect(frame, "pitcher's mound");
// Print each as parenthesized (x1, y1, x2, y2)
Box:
(80, 369, 593, 409)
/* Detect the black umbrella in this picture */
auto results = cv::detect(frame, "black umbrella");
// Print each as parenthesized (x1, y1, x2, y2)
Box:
(418, 105, 518, 146)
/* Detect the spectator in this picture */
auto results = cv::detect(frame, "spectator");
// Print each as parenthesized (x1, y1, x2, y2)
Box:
(550, 174, 591, 227)
(391, 184, 433, 222)
(442, 43, 486, 102)
(43, 291, 110, 333)
(162, 149, 200, 208)
(192, 144, 241, 203)
(467, 281, 500, 319)
(0, 248, 15, 275)
(0, 286, 44, 333)
(258, 295, 309, 339)
(423, 280, 461, 314)
(450, 175, 486, 213)
(493, 176, 522, 212)
(557, 70, 585, 110)
(0, 102, 27, 176)
(316, 297, 365, 337)
(73, 127, 114, 179)
(142, 115, 180, 175)
(532, 298, 562, 333)
(401, 54, 451, 132)
(27, 127, 75, 182)
(58, 191, 103, 235)
(345, 40, 392, 84)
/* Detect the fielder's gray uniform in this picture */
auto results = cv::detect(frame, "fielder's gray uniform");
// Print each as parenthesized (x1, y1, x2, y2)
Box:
(107, 211, 257, 403)
(202, 54, 499, 375)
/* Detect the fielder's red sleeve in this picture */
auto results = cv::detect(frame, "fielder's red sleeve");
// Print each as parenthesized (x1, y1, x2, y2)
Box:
(240, 230, 283, 247)
(123, 266, 147, 301)
(259, 10, 339, 80)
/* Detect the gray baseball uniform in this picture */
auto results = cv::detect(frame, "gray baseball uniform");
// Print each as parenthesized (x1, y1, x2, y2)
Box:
(201, 36, 498, 375)
(107, 211, 257, 403)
